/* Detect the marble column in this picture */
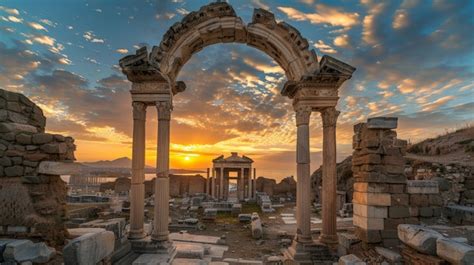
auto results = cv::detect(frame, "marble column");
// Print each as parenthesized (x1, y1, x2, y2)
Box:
(206, 168, 210, 195)
(219, 167, 224, 200)
(295, 105, 312, 243)
(152, 101, 172, 242)
(248, 167, 252, 199)
(319, 107, 340, 244)
(211, 168, 216, 198)
(129, 102, 147, 239)
(240, 167, 245, 201)
(253, 168, 257, 198)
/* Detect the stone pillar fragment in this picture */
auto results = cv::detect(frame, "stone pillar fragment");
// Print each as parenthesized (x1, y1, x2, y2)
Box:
(219, 167, 224, 200)
(129, 102, 147, 239)
(152, 101, 172, 242)
(248, 166, 252, 199)
(319, 107, 340, 244)
(206, 168, 210, 195)
(295, 105, 312, 243)
(253, 168, 257, 198)
(240, 167, 245, 201)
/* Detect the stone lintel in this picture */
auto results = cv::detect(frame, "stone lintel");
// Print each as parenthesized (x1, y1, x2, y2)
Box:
(37, 161, 82, 175)
(292, 97, 339, 110)
(407, 180, 439, 194)
(367, 117, 398, 129)
(131, 93, 171, 106)
(319, 55, 356, 76)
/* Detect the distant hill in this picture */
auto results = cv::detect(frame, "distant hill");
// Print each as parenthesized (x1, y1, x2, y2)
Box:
(406, 126, 474, 166)
(80, 157, 205, 174)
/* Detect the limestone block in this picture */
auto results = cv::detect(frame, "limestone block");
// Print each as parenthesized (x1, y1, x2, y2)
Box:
(338, 254, 366, 265)
(67, 228, 106, 239)
(419, 207, 433, 217)
(175, 243, 205, 259)
(391, 194, 409, 206)
(4, 165, 24, 177)
(409, 194, 429, 207)
(3, 240, 55, 263)
(355, 227, 381, 243)
(338, 233, 361, 249)
(353, 203, 388, 218)
(367, 117, 398, 129)
(173, 259, 207, 265)
(436, 238, 474, 265)
(79, 218, 126, 240)
(354, 172, 406, 184)
(0, 122, 37, 134)
(40, 142, 67, 154)
(389, 206, 409, 218)
(407, 180, 439, 194)
(352, 154, 381, 166)
(353, 182, 388, 193)
(375, 247, 402, 263)
(15, 133, 32, 145)
(132, 253, 169, 265)
(353, 214, 384, 230)
(37, 161, 82, 175)
(398, 224, 444, 255)
(382, 155, 405, 166)
(31, 133, 53, 144)
(352, 191, 391, 206)
(63, 230, 115, 265)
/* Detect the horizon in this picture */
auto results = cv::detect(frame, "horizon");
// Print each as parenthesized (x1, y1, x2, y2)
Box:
(1, 0, 473, 180)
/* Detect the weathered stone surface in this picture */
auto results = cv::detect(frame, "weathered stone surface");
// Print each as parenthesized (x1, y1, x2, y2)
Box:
(37, 161, 81, 175)
(3, 239, 55, 263)
(15, 133, 32, 145)
(352, 191, 391, 206)
(63, 230, 115, 265)
(375, 247, 402, 263)
(353, 214, 384, 230)
(40, 142, 67, 154)
(398, 224, 444, 255)
(436, 238, 474, 265)
(389, 206, 409, 218)
(31, 133, 53, 144)
(353, 203, 387, 218)
(338, 254, 366, 265)
(175, 243, 205, 259)
(407, 180, 439, 194)
(132, 253, 169, 265)
(4, 165, 24, 177)
(67, 228, 106, 238)
(0, 122, 37, 134)
(79, 218, 126, 240)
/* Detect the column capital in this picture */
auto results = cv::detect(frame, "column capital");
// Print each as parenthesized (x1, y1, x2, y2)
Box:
(132, 101, 147, 120)
(156, 101, 172, 120)
(320, 107, 340, 128)
(295, 105, 312, 126)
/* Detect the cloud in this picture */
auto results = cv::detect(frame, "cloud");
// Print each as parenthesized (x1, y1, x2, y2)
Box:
(0, 6, 19, 15)
(28, 22, 48, 31)
(393, 9, 409, 29)
(83, 31, 105, 43)
(116, 48, 128, 54)
(333, 34, 350, 47)
(421, 96, 455, 112)
(251, 0, 270, 10)
(278, 4, 359, 28)
(314, 40, 337, 54)
(32, 35, 55, 46)
(6, 15, 22, 23)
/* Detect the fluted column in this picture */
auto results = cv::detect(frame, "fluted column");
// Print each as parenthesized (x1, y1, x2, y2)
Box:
(248, 166, 252, 199)
(152, 101, 172, 242)
(211, 167, 216, 198)
(319, 107, 340, 244)
(219, 167, 224, 200)
(206, 168, 210, 195)
(129, 102, 147, 239)
(253, 168, 256, 198)
(295, 105, 312, 243)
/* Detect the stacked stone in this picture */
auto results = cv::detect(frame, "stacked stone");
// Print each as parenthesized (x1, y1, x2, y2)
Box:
(406, 180, 443, 223)
(0, 88, 76, 246)
(352, 117, 411, 247)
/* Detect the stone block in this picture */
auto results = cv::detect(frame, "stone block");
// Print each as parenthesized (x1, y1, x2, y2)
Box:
(389, 184, 405, 193)
(353, 182, 388, 193)
(380, 229, 398, 239)
(355, 227, 381, 243)
(79, 218, 126, 240)
(428, 195, 443, 206)
(338, 233, 361, 249)
(419, 207, 433, 217)
(398, 224, 444, 255)
(31, 133, 53, 144)
(132, 253, 169, 265)
(353, 192, 391, 206)
(67, 228, 106, 239)
(436, 238, 474, 265)
(338, 254, 366, 265)
(223, 258, 263, 265)
(37, 161, 82, 175)
(352, 154, 381, 166)
(382, 155, 405, 166)
(0, 157, 12, 166)
(384, 218, 408, 230)
(15, 134, 32, 145)
(385, 165, 405, 175)
(389, 206, 410, 218)
(409, 194, 429, 207)
(0, 123, 37, 134)
(3, 240, 55, 263)
(409, 207, 419, 217)
(375, 247, 402, 263)
(391, 194, 409, 206)
(353, 214, 384, 230)
(4, 165, 24, 177)
(175, 243, 204, 259)
(354, 172, 406, 184)
(23, 153, 48, 162)
(353, 203, 388, 218)
(40, 142, 67, 154)
(63, 230, 115, 265)
(407, 180, 439, 194)
(367, 117, 398, 129)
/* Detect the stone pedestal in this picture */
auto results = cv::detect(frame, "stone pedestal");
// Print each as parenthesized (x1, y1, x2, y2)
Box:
(283, 240, 337, 264)
(130, 237, 176, 257)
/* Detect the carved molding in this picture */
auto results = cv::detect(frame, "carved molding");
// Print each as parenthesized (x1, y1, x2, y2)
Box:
(295, 105, 312, 126)
(132, 102, 147, 121)
(156, 101, 172, 121)
(321, 107, 340, 128)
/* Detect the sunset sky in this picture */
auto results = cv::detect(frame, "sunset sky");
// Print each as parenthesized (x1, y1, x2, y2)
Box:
(0, 0, 472, 180)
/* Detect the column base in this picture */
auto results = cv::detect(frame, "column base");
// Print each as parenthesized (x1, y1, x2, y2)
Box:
(319, 233, 338, 245)
(282, 239, 337, 265)
(130, 236, 176, 255)
(128, 230, 146, 240)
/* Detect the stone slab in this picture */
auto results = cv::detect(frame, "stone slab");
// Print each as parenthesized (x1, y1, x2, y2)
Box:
(367, 117, 398, 129)
(67, 228, 106, 239)
(132, 253, 169, 265)
(338, 254, 366, 265)
(63, 230, 115, 265)
(169, 232, 222, 245)
(175, 243, 204, 259)
(37, 161, 82, 175)
(398, 224, 444, 255)
(436, 238, 474, 265)
(3, 240, 55, 263)
(407, 180, 439, 194)
(223, 258, 263, 265)
(375, 247, 402, 263)
(353, 214, 384, 230)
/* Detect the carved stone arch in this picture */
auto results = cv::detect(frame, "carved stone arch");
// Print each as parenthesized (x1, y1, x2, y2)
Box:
(149, 2, 319, 86)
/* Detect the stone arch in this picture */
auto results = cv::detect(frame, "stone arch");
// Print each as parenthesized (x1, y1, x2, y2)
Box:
(149, 2, 319, 84)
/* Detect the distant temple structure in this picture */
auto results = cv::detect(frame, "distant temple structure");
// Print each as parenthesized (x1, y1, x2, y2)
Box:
(207, 152, 256, 201)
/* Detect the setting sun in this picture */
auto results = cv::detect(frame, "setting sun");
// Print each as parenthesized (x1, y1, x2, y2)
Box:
(184, 156, 191, 161)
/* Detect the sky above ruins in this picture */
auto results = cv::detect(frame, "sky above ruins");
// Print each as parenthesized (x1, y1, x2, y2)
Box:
(0, 0, 473, 179)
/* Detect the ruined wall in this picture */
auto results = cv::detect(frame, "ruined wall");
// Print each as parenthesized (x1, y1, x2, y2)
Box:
(0, 89, 75, 246)
(351, 117, 444, 248)
(256, 176, 296, 197)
